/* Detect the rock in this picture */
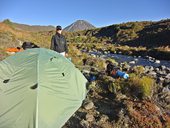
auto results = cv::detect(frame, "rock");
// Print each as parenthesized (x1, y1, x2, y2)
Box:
(160, 86, 170, 103)
(159, 65, 166, 70)
(99, 114, 109, 122)
(148, 71, 157, 77)
(116, 93, 128, 100)
(155, 60, 160, 64)
(87, 81, 96, 90)
(91, 54, 97, 58)
(154, 105, 161, 112)
(134, 58, 138, 62)
(148, 56, 155, 62)
(166, 67, 170, 73)
(150, 66, 154, 71)
(118, 108, 124, 118)
(145, 55, 149, 59)
(158, 77, 164, 82)
(121, 63, 131, 71)
(157, 70, 167, 76)
(165, 74, 170, 79)
(148, 56, 153, 59)
(104, 51, 108, 54)
(86, 114, 95, 122)
(145, 66, 154, 72)
(165, 95, 170, 103)
(145, 66, 154, 71)
(164, 79, 170, 86)
(80, 120, 89, 128)
(129, 61, 135, 64)
(83, 101, 94, 110)
(149, 59, 154, 62)
(162, 85, 170, 93)
(82, 70, 90, 74)
(155, 68, 160, 72)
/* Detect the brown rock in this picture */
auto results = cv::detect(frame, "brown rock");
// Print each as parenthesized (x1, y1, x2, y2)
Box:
(83, 101, 94, 110)
(80, 120, 89, 128)
(86, 114, 95, 122)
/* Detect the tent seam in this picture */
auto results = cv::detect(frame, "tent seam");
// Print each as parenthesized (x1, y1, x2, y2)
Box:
(36, 49, 40, 128)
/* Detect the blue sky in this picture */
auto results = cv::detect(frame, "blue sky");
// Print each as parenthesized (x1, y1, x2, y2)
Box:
(0, 0, 170, 27)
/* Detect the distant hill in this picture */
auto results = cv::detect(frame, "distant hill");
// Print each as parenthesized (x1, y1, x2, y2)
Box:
(64, 20, 95, 32)
(0, 20, 55, 50)
(2, 19, 55, 32)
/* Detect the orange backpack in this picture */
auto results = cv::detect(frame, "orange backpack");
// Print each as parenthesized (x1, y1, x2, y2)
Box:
(6, 48, 21, 52)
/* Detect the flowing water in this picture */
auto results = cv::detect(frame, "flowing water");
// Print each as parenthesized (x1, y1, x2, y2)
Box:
(89, 52, 170, 68)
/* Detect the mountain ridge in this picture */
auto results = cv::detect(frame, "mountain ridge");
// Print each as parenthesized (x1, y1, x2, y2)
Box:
(2, 19, 55, 32)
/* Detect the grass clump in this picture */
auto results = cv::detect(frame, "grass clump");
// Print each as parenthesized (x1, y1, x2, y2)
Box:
(128, 75, 155, 99)
(106, 73, 155, 99)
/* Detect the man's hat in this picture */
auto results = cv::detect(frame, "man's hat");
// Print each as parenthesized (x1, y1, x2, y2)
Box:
(56, 25, 62, 30)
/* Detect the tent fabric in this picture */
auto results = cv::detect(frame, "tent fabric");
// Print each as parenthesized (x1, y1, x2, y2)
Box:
(0, 48, 87, 128)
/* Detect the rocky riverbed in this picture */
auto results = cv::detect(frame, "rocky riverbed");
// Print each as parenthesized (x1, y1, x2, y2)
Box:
(63, 51, 170, 128)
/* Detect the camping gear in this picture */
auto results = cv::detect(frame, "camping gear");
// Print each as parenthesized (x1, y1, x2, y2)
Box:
(22, 42, 39, 50)
(89, 74, 97, 82)
(6, 47, 21, 53)
(116, 70, 129, 79)
(0, 48, 87, 128)
(106, 62, 119, 76)
(110, 69, 129, 79)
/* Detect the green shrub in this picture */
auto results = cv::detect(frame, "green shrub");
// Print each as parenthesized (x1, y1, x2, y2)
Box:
(128, 75, 155, 99)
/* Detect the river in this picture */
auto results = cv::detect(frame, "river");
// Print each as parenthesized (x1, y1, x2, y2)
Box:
(88, 51, 170, 68)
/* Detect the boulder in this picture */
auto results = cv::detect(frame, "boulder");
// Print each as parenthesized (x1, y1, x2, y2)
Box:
(155, 60, 160, 64)
(145, 66, 154, 72)
(165, 74, 170, 79)
(159, 65, 166, 70)
(148, 71, 157, 77)
(129, 61, 135, 64)
(85, 114, 95, 122)
(134, 58, 138, 62)
(158, 77, 164, 82)
(80, 120, 89, 128)
(83, 101, 94, 110)
(155, 68, 160, 72)
(99, 114, 109, 122)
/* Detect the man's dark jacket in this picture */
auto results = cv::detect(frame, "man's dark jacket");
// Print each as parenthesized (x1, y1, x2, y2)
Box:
(50, 33, 68, 53)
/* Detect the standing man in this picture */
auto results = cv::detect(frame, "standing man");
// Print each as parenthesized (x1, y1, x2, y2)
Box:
(50, 25, 68, 57)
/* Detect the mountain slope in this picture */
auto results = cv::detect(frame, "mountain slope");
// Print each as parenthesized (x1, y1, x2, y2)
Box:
(2, 19, 55, 32)
(66, 19, 170, 48)
(64, 20, 95, 32)
(0, 21, 55, 50)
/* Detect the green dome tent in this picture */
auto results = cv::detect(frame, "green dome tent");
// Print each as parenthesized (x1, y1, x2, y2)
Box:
(0, 48, 87, 128)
